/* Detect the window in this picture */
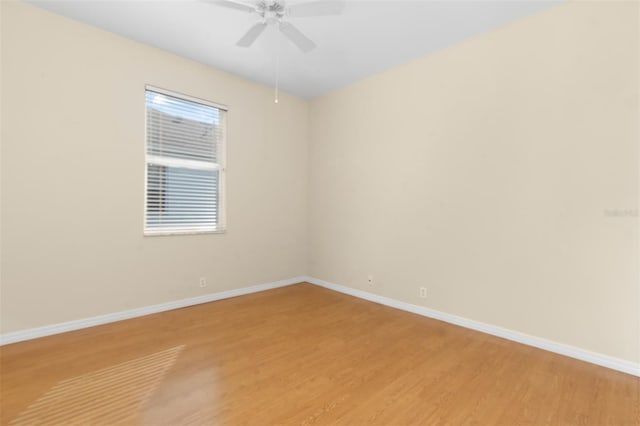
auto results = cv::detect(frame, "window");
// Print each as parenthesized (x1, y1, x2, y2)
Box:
(144, 86, 226, 235)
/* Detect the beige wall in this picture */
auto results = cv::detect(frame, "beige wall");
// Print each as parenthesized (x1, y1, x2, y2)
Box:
(1, 1, 638, 366)
(0, 1, 308, 332)
(309, 1, 639, 363)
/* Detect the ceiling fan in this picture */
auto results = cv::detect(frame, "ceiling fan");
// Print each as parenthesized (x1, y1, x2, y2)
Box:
(205, 0, 346, 53)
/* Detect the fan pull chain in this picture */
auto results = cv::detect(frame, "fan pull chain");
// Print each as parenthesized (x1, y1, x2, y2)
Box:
(274, 62, 279, 104)
(274, 37, 280, 104)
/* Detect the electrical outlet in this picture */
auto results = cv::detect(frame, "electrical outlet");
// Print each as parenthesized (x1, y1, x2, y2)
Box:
(367, 275, 374, 286)
(199, 277, 207, 288)
(419, 287, 427, 298)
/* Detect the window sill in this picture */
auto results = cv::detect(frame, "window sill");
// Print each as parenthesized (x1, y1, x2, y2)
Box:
(144, 228, 226, 237)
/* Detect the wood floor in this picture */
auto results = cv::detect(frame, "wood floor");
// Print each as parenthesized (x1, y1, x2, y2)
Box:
(1, 283, 638, 425)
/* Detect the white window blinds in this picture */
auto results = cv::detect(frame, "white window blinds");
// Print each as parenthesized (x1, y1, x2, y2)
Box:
(144, 87, 226, 235)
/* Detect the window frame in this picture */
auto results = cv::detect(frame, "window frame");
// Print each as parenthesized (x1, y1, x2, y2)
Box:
(143, 85, 227, 236)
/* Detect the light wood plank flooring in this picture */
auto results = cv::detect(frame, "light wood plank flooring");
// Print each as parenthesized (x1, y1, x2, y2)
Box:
(1, 283, 638, 425)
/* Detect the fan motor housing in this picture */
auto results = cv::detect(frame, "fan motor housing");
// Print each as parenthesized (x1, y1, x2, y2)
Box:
(258, 0, 286, 24)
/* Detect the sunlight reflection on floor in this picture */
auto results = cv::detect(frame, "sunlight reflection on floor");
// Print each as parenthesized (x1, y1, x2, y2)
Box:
(11, 345, 184, 425)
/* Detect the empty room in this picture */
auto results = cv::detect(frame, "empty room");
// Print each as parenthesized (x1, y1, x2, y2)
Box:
(1, 0, 638, 424)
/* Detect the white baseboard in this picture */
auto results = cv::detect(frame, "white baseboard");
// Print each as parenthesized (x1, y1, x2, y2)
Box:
(0, 276, 305, 346)
(3, 275, 638, 377)
(305, 276, 640, 377)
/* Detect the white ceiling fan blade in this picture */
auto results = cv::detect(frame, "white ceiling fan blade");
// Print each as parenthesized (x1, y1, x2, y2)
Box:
(236, 22, 268, 47)
(203, 0, 256, 13)
(287, 0, 345, 17)
(279, 22, 316, 53)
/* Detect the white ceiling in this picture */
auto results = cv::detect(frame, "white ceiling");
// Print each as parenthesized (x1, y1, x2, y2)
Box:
(26, 0, 560, 99)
